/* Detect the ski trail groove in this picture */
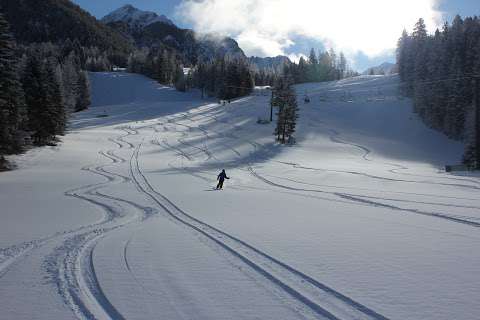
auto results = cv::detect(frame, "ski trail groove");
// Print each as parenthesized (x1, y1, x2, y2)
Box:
(40, 130, 154, 320)
(130, 142, 389, 320)
(249, 167, 480, 228)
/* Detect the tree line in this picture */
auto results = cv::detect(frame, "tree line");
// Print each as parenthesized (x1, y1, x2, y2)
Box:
(192, 58, 254, 100)
(127, 47, 187, 90)
(397, 16, 480, 165)
(0, 13, 90, 168)
(267, 48, 357, 145)
(284, 48, 357, 84)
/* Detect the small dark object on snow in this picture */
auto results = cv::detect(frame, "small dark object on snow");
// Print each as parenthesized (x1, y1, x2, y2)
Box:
(216, 169, 230, 189)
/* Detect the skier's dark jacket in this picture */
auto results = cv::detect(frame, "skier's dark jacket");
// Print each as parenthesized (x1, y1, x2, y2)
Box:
(218, 170, 229, 182)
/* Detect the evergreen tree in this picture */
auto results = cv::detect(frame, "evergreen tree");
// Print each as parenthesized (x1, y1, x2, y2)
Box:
(22, 52, 65, 144)
(297, 57, 308, 83)
(44, 60, 66, 136)
(75, 71, 91, 112)
(0, 13, 25, 154)
(61, 52, 79, 112)
(308, 48, 318, 65)
(192, 58, 253, 99)
(273, 77, 298, 144)
(396, 15, 480, 164)
(338, 53, 347, 79)
(23, 52, 48, 144)
(284, 49, 349, 84)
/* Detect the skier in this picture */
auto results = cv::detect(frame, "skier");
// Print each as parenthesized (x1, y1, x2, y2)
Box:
(216, 169, 230, 190)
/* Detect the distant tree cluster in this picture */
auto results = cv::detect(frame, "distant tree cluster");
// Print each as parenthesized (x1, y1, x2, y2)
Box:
(0, 0, 131, 71)
(284, 49, 356, 84)
(0, 0, 132, 62)
(0, 13, 24, 158)
(253, 69, 278, 87)
(272, 77, 299, 144)
(127, 47, 187, 89)
(397, 16, 480, 165)
(0, 13, 91, 167)
(192, 58, 254, 100)
(249, 59, 288, 87)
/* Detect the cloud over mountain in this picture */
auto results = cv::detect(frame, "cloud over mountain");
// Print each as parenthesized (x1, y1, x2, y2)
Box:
(175, 0, 442, 59)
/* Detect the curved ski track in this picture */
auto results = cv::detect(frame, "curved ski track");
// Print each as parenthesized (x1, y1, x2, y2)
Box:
(131, 132, 390, 319)
(4, 94, 478, 320)
(1, 128, 157, 320)
(155, 107, 480, 229)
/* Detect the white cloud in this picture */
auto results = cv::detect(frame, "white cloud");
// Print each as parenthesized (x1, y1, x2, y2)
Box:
(175, 0, 443, 59)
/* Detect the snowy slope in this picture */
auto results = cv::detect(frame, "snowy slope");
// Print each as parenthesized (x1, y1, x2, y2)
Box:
(101, 4, 174, 28)
(1, 72, 479, 320)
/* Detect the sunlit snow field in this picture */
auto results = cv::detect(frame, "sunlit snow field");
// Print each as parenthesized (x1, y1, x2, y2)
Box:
(1, 72, 479, 320)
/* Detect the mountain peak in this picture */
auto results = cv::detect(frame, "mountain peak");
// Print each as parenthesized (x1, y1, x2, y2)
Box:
(101, 4, 174, 28)
(120, 4, 135, 11)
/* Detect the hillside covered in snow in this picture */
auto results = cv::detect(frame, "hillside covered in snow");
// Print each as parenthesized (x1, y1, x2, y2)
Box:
(1, 72, 479, 320)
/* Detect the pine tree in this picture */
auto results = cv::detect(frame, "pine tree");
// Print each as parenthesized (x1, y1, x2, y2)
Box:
(0, 13, 25, 154)
(23, 52, 48, 144)
(44, 60, 66, 136)
(273, 77, 298, 144)
(396, 15, 480, 164)
(23, 52, 65, 144)
(76, 71, 91, 111)
(308, 48, 318, 65)
(61, 52, 79, 112)
(338, 53, 347, 79)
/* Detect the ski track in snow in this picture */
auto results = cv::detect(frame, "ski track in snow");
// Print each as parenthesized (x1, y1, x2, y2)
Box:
(169, 106, 480, 229)
(74, 76, 480, 319)
(1, 127, 159, 320)
(72, 111, 393, 319)
(3, 73, 480, 320)
(249, 165, 480, 228)
(127, 137, 390, 320)
(42, 127, 165, 320)
(144, 104, 480, 231)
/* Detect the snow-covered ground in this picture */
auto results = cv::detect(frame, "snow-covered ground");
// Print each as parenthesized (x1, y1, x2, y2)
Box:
(1, 72, 479, 320)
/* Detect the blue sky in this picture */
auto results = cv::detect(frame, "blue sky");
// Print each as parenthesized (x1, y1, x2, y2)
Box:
(73, 0, 480, 71)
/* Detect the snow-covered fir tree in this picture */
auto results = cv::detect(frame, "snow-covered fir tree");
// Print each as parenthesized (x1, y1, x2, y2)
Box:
(284, 48, 355, 84)
(0, 13, 25, 156)
(273, 77, 299, 144)
(76, 71, 91, 112)
(192, 58, 254, 99)
(396, 16, 480, 166)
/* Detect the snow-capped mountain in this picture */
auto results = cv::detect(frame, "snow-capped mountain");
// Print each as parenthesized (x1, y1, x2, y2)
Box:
(195, 33, 246, 61)
(103, 5, 246, 63)
(101, 4, 174, 29)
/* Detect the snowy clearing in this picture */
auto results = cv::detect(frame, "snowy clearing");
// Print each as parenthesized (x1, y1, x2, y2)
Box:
(1, 72, 479, 320)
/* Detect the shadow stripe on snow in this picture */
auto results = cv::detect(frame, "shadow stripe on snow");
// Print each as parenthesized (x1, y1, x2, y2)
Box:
(130, 143, 389, 320)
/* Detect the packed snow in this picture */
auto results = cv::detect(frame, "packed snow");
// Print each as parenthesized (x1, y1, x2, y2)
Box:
(1, 72, 479, 320)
